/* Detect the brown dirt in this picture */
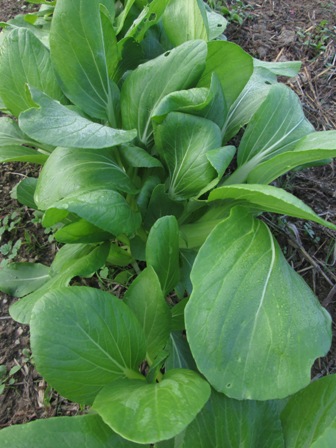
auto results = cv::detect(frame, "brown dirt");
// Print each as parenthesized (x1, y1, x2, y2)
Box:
(0, 0, 335, 428)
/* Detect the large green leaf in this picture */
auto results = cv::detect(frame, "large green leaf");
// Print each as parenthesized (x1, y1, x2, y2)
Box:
(209, 184, 336, 231)
(225, 83, 314, 184)
(146, 216, 180, 295)
(0, 117, 35, 147)
(50, 0, 118, 122)
(143, 184, 184, 229)
(35, 146, 137, 210)
(0, 263, 50, 297)
(197, 41, 253, 110)
(154, 112, 220, 200)
(93, 369, 211, 444)
(43, 189, 142, 236)
(121, 40, 207, 145)
(165, 332, 197, 372)
(281, 374, 336, 448)
(180, 390, 284, 447)
(30, 286, 147, 404)
(54, 219, 112, 244)
(185, 207, 331, 400)
(9, 243, 109, 324)
(0, 414, 141, 448)
(19, 88, 137, 149)
(0, 28, 64, 116)
(124, 267, 171, 363)
(162, 0, 208, 46)
(247, 130, 336, 184)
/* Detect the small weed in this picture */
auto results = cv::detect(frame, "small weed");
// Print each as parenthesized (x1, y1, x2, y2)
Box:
(0, 364, 22, 395)
(209, 0, 254, 25)
(0, 211, 23, 267)
(296, 21, 335, 56)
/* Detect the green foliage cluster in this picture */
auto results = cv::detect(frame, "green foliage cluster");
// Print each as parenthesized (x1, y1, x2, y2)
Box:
(0, 0, 336, 446)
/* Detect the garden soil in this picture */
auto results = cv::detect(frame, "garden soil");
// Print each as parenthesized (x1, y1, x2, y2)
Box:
(0, 0, 335, 428)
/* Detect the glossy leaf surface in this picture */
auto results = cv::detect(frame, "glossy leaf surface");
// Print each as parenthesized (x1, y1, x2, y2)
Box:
(185, 207, 331, 400)
(0, 263, 50, 297)
(31, 286, 146, 404)
(93, 369, 211, 444)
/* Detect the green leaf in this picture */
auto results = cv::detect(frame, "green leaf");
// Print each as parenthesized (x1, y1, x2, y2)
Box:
(19, 88, 137, 149)
(0, 117, 35, 147)
(0, 411, 142, 447)
(206, 8, 228, 40)
(209, 184, 336, 231)
(197, 41, 253, 110)
(0, 263, 50, 297)
(254, 58, 301, 77)
(0, 28, 64, 116)
(15, 178, 38, 209)
(180, 390, 284, 448)
(154, 112, 220, 199)
(146, 216, 180, 295)
(0, 146, 47, 164)
(165, 332, 197, 371)
(35, 146, 137, 210)
(281, 374, 336, 448)
(144, 185, 184, 229)
(124, 0, 169, 43)
(93, 369, 211, 444)
(247, 130, 336, 184)
(124, 267, 171, 363)
(54, 219, 112, 244)
(50, 0, 118, 122)
(30, 286, 146, 404)
(9, 243, 109, 324)
(162, 0, 208, 46)
(152, 74, 227, 129)
(43, 189, 142, 236)
(121, 40, 207, 145)
(185, 207, 331, 400)
(171, 299, 188, 331)
(225, 83, 314, 184)
(120, 144, 163, 168)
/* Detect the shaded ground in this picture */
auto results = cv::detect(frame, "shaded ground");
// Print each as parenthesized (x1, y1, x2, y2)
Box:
(0, 0, 335, 427)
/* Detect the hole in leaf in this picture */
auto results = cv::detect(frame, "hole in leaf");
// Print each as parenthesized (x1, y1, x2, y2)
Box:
(164, 51, 171, 57)
(149, 13, 156, 21)
(217, 23, 222, 27)
(265, 81, 272, 85)
(226, 383, 232, 388)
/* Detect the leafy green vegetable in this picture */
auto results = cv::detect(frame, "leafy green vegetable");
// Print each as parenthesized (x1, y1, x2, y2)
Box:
(0, 0, 335, 444)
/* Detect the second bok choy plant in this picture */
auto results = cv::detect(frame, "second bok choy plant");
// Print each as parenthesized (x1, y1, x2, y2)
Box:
(0, 0, 336, 446)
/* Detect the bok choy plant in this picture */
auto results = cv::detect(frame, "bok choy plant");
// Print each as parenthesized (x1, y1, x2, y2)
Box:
(0, 0, 336, 446)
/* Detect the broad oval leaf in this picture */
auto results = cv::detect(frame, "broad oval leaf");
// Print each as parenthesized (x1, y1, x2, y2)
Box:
(281, 374, 336, 448)
(19, 88, 137, 149)
(15, 177, 38, 209)
(0, 263, 50, 297)
(35, 146, 137, 210)
(50, 0, 118, 122)
(30, 286, 147, 404)
(180, 390, 284, 448)
(10, 243, 109, 324)
(0, 414, 141, 448)
(0, 28, 64, 116)
(197, 41, 253, 110)
(93, 369, 211, 444)
(154, 112, 220, 200)
(121, 40, 207, 145)
(146, 216, 180, 295)
(43, 189, 142, 237)
(124, 267, 171, 363)
(209, 184, 336, 231)
(185, 207, 331, 400)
